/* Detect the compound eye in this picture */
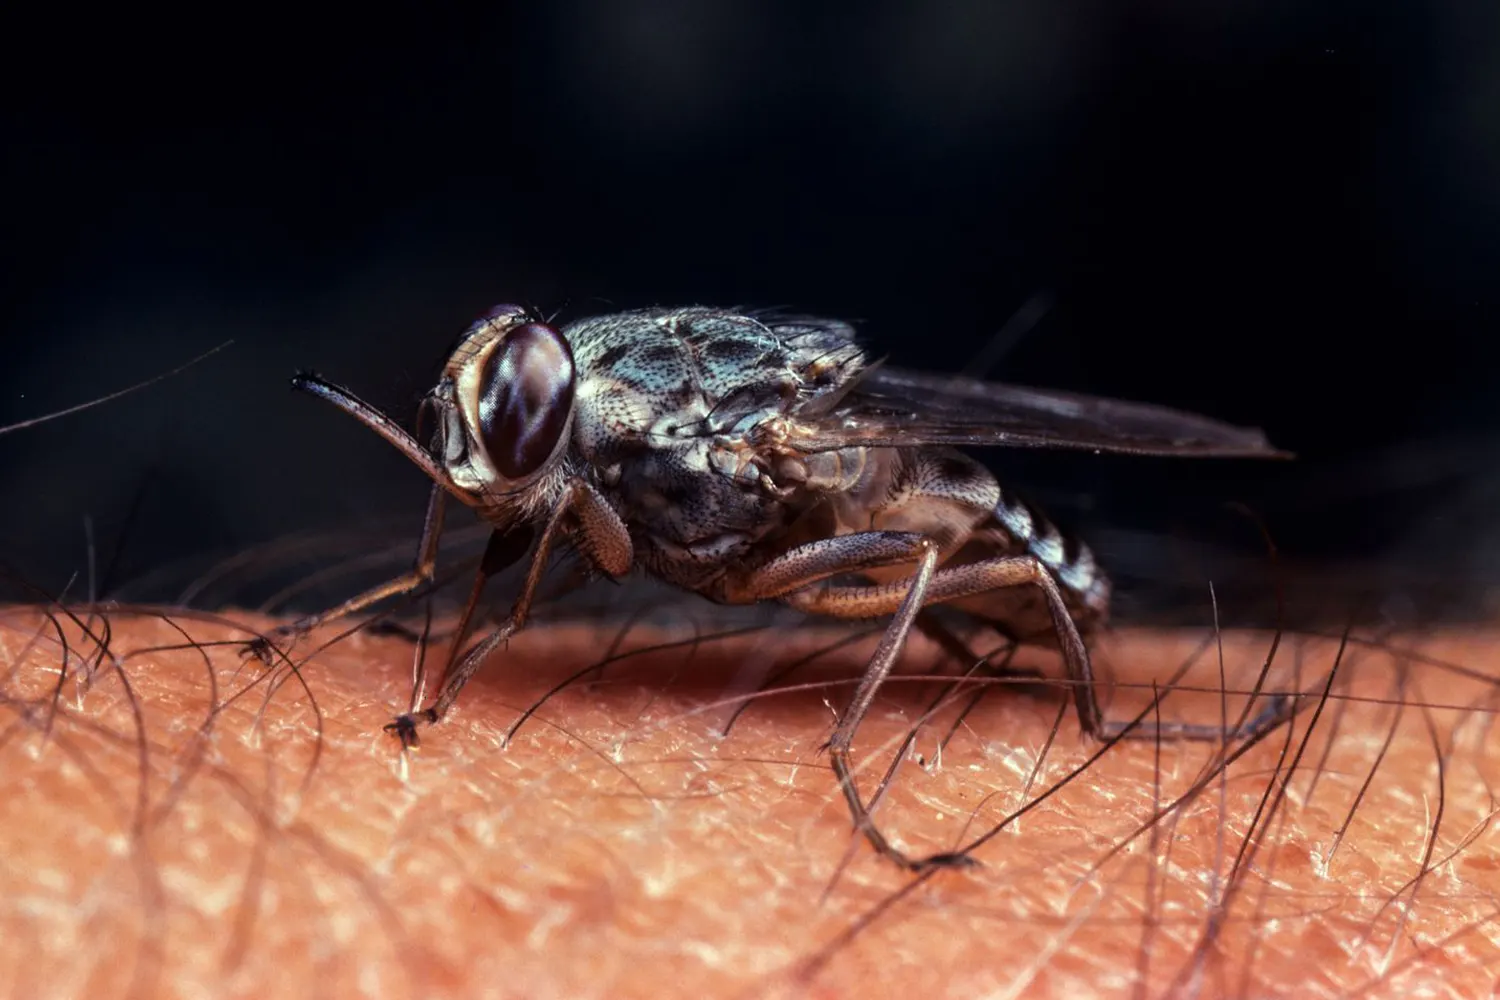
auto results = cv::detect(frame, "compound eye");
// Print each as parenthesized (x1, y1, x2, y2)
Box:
(475, 322, 576, 480)
(479, 303, 528, 323)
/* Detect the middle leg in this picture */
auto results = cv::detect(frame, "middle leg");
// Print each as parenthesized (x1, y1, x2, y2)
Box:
(732, 533, 1289, 869)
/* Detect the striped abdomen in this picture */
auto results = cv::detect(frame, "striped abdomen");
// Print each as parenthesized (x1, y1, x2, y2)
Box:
(955, 485, 1112, 639)
(819, 445, 1111, 641)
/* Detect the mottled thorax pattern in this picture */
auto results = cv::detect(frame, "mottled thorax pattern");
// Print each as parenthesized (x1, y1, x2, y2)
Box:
(562, 308, 864, 589)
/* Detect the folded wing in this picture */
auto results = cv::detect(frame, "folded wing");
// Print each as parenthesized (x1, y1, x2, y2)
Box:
(786, 366, 1288, 458)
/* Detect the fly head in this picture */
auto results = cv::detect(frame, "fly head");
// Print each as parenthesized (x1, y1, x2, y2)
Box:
(432, 304, 577, 499)
(291, 304, 578, 526)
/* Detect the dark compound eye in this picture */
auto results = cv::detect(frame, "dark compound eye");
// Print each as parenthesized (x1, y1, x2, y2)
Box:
(475, 322, 576, 480)
(480, 303, 528, 323)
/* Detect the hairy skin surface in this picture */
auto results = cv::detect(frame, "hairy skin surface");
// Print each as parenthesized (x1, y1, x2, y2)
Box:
(2, 608, 1498, 999)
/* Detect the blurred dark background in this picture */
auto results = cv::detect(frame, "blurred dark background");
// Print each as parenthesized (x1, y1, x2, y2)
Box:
(3, 3, 1498, 625)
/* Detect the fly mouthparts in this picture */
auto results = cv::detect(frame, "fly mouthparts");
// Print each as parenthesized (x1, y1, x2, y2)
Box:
(288, 369, 454, 487)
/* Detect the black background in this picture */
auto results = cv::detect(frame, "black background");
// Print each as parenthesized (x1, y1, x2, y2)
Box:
(4, 4, 1498, 624)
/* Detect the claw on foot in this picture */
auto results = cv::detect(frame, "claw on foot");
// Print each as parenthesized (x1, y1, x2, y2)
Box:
(385, 709, 437, 750)
(241, 635, 279, 665)
(241, 625, 305, 665)
(914, 851, 981, 872)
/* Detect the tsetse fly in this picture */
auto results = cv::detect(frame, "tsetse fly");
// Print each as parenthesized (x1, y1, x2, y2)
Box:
(264, 304, 1287, 870)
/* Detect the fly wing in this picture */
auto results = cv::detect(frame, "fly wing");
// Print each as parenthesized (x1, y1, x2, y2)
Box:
(786, 365, 1289, 458)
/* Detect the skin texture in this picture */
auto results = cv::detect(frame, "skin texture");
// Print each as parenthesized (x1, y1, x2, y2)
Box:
(2, 604, 1499, 999)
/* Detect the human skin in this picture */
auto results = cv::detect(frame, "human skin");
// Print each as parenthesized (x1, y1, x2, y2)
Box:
(1, 605, 1498, 999)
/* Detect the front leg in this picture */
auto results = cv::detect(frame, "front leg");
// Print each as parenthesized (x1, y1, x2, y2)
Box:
(387, 478, 632, 746)
(244, 483, 448, 662)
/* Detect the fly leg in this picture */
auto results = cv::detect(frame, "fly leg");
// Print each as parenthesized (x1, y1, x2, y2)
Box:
(402, 524, 538, 718)
(725, 531, 951, 870)
(731, 531, 1290, 870)
(386, 479, 633, 747)
(787, 549, 1296, 745)
(243, 483, 449, 662)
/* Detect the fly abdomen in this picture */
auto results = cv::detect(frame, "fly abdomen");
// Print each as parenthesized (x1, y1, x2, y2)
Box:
(987, 489, 1111, 624)
(941, 489, 1110, 643)
(818, 445, 1111, 636)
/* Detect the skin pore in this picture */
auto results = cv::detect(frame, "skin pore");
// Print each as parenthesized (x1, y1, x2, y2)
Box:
(2, 603, 1498, 999)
